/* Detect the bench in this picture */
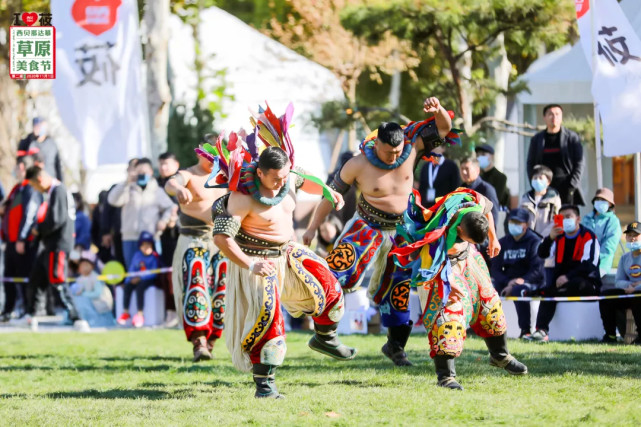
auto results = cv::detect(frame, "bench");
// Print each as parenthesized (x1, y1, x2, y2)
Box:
(114, 286, 165, 327)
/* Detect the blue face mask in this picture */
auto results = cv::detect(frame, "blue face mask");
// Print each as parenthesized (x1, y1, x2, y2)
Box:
(137, 173, 151, 187)
(563, 218, 577, 234)
(508, 223, 524, 237)
(626, 241, 641, 251)
(594, 200, 610, 214)
(531, 178, 547, 193)
(477, 155, 490, 169)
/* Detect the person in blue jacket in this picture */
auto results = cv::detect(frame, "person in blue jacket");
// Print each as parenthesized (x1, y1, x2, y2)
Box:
(581, 188, 622, 277)
(73, 192, 91, 251)
(491, 208, 545, 339)
(117, 231, 162, 328)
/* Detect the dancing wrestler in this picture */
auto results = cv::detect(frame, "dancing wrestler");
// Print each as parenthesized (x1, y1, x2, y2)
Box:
(164, 141, 228, 362)
(304, 97, 455, 366)
(203, 104, 356, 399)
(391, 188, 528, 390)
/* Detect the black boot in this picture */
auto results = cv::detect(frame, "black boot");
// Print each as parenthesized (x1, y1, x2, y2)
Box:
(308, 323, 357, 360)
(252, 363, 284, 399)
(485, 334, 528, 375)
(434, 355, 463, 390)
(381, 322, 413, 366)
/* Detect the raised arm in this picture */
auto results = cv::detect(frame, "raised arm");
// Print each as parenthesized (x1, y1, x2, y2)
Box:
(416, 97, 452, 153)
(302, 157, 358, 245)
(212, 193, 274, 276)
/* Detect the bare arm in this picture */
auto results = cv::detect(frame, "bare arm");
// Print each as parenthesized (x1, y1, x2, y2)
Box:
(164, 170, 193, 204)
(213, 193, 274, 276)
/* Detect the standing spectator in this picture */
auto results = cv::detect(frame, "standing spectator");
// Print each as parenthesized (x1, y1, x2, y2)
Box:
(460, 156, 499, 228)
(17, 117, 63, 181)
(0, 156, 40, 321)
(117, 231, 162, 328)
(599, 221, 641, 343)
(73, 192, 91, 251)
(102, 159, 138, 266)
(417, 145, 461, 207)
(476, 143, 510, 209)
(107, 158, 174, 269)
(526, 104, 584, 205)
(528, 205, 601, 342)
(491, 208, 545, 338)
(24, 166, 79, 325)
(69, 251, 115, 327)
(581, 188, 622, 277)
(91, 190, 112, 264)
(520, 165, 562, 237)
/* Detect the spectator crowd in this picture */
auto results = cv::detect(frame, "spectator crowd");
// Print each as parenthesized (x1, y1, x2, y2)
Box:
(1, 107, 640, 345)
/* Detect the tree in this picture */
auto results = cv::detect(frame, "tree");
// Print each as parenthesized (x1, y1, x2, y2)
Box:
(340, 0, 577, 161)
(265, 0, 420, 148)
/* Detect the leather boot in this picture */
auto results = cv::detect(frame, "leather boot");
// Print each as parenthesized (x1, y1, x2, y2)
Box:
(252, 363, 284, 399)
(434, 355, 463, 390)
(381, 322, 413, 366)
(485, 334, 528, 375)
(191, 332, 213, 362)
(207, 338, 216, 353)
(308, 323, 357, 360)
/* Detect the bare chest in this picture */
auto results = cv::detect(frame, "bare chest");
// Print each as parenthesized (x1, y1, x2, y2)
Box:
(357, 160, 414, 197)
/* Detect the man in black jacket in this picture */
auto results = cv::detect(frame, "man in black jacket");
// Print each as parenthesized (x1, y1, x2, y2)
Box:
(476, 143, 510, 209)
(417, 145, 461, 207)
(460, 156, 499, 228)
(526, 104, 584, 205)
(24, 166, 78, 324)
(17, 118, 63, 182)
(491, 208, 544, 339)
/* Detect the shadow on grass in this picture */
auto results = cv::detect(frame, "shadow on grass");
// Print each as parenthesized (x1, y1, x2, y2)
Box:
(44, 387, 199, 400)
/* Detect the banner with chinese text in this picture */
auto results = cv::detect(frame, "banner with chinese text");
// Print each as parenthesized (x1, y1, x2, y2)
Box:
(51, 0, 149, 169)
(575, 0, 641, 156)
(10, 26, 55, 79)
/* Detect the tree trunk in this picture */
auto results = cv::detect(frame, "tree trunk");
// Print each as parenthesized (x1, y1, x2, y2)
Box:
(456, 34, 473, 133)
(144, 0, 171, 161)
(0, 65, 26, 191)
(346, 76, 358, 151)
(487, 33, 511, 171)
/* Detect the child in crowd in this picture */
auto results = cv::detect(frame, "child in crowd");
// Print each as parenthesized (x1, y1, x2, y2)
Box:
(581, 188, 622, 277)
(117, 231, 162, 328)
(69, 251, 115, 327)
(520, 164, 561, 236)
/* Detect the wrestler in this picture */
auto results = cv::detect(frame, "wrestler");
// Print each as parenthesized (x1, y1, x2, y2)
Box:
(392, 188, 527, 390)
(303, 97, 457, 366)
(165, 141, 228, 362)
(208, 105, 356, 399)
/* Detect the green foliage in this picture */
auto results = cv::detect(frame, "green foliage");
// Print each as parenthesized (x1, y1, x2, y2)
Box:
(167, 103, 215, 166)
(1, 330, 641, 424)
(563, 115, 597, 148)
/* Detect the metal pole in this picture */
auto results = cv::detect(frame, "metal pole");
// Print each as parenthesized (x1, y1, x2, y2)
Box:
(634, 152, 641, 220)
(591, 0, 604, 188)
(594, 104, 603, 188)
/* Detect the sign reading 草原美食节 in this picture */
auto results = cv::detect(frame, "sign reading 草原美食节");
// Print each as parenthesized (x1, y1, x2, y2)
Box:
(9, 26, 56, 79)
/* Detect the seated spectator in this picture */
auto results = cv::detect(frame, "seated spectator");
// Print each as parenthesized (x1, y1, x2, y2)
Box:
(520, 165, 562, 237)
(117, 231, 162, 328)
(69, 251, 115, 327)
(476, 143, 510, 209)
(528, 205, 601, 342)
(598, 221, 641, 344)
(581, 188, 622, 277)
(73, 192, 91, 251)
(491, 208, 544, 339)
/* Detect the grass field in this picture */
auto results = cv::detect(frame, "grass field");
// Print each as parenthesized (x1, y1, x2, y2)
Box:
(1, 329, 641, 426)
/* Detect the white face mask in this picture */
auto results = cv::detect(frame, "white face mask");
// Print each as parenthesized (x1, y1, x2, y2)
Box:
(563, 218, 577, 234)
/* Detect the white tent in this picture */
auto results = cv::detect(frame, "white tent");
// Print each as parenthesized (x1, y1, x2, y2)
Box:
(168, 7, 345, 185)
(512, 0, 641, 211)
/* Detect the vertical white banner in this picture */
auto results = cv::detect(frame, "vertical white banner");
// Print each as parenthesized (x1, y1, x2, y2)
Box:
(575, 0, 641, 157)
(51, 0, 149, 169)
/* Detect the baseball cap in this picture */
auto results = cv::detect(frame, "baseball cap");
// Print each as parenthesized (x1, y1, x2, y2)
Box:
(474, 143, 495, 155)
(624, 221, 641, 235)
(508, 208, 529, 224)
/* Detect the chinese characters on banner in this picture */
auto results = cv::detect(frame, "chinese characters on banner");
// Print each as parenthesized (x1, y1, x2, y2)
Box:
(10, 27, 55, 79)
(51, 0, 149, 169)
(575, 0, 641, 156)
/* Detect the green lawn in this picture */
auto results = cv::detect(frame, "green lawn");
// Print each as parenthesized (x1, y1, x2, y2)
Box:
(1, 330, 641, 426)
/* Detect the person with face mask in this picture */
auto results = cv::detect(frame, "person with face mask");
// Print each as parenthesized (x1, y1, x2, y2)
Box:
(490, 208, 544, 339)
(520, 165, 562, 237)
(107, 158, 175, 269)
(476, 144, 510, 209)
(527, 205, 601, 342)
(581, 188, 622, 277)
(598, 221, 641, 344)
(417, 145, 461, 208)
